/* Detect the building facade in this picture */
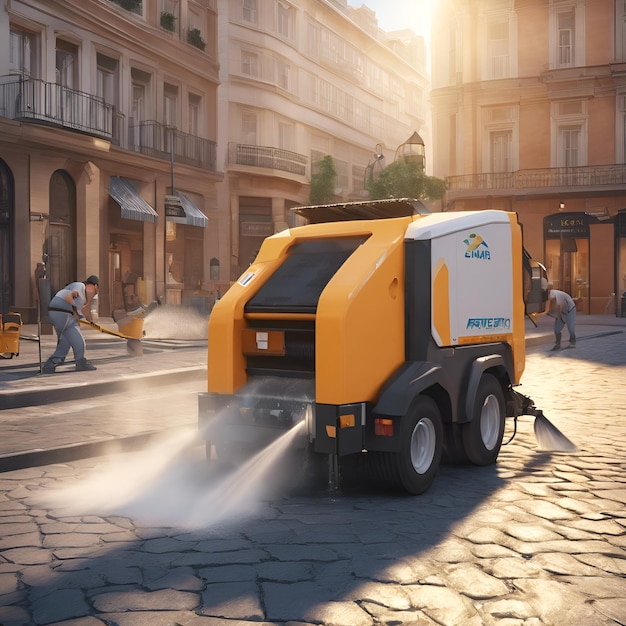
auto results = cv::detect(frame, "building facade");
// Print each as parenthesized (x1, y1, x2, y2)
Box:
(216, 0, 430, 282)
(0, 0, 429, 321)
(431, 0, 626, 315)
(0, 0, 220, 320)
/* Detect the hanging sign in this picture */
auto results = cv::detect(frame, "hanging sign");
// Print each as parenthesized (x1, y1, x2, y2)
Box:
(164, 194, 186, 218)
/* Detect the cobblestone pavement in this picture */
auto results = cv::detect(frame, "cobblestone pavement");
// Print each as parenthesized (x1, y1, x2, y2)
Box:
(0, 318, 625, 625)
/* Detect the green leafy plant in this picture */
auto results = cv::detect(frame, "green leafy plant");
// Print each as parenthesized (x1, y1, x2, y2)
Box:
(187, 28, 206, 51)
(309, 155, 337, 204)
(110, 0, 142, 14)
(366, 159, 447, 201)
(160, 11, 176, 31)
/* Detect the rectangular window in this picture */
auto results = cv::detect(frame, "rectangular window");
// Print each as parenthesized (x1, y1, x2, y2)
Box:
(488, 20, 509, 79)
(96, 54, 118, 105)
(560, 126, 580, 166)
(307, 22, 320, 58)
(56, 40, 78, 89)
(163, 84, 178, 127)
(276, 59, 290, 90)
(490, 130, 511, 172)
(557, 10, 574, 67)
(188, 93, 201, 135)
(242, 110, 257, 144)
(277, 2, 294, 39)
(278, 122, 293, 151)
(243, 0, 258, 23)
(241, 50, 258, 76)
(10, 28, 38, 76)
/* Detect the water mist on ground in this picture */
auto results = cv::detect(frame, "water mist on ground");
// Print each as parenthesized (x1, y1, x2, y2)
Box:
(142, 304, 208, 340)
(38, 422, 305, 530)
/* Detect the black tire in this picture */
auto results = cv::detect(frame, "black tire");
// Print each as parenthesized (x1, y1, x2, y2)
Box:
(369, 396, 443, 495)
(442, 422, 469, 465)
(462, 373, 505, 466)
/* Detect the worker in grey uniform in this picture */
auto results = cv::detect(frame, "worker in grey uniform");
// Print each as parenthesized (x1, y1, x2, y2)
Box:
(43, 275, 100, 373)
(544, 283, 577, 350)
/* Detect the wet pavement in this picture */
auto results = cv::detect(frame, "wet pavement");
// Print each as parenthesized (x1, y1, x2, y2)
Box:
(0, 313, 625, 625)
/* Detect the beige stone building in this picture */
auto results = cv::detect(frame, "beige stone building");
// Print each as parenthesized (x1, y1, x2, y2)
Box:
(216, 0, 429, 282)
(1, 0, 220, 319)
(0, 0, 428, 321)
(431, 0, 626, 315)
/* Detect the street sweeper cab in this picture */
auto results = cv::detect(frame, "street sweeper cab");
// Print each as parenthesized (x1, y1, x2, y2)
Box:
(199, 199, 568, 495)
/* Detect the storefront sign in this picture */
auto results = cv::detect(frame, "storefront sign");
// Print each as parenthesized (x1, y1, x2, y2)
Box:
(544, 212, 590, 238)
(241, 221, 274, 237)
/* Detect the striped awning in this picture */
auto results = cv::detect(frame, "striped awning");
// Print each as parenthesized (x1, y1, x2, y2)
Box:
(109, 177, 158, 223)
(168, 191, 208, 228)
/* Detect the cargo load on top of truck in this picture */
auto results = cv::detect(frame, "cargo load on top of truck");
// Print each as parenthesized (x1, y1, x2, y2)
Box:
(199, 200, 576, 495)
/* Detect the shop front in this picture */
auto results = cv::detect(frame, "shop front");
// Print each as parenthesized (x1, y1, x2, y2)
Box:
(543, 212, 615, 315)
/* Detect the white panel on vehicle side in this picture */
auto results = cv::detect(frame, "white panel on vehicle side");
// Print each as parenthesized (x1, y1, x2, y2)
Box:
(427, 214, 514, 346)
(406, 210, 511, 241)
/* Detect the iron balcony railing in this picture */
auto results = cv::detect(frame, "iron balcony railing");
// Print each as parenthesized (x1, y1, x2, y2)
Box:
(229, 143, 307, 176)
(0, 75, 113, 140)
(128, 120, 217, 171)
(447, 164, 626, 192)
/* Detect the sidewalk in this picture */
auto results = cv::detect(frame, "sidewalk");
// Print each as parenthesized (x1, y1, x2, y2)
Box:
(0, 313, 624, 472)
(0, 319, 208, 408)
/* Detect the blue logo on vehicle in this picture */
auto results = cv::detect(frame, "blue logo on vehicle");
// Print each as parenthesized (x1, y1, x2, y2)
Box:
(464, 233, 490, 260)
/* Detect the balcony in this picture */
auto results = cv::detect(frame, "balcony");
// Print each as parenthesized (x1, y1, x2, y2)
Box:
(0, 75, 114, 140)
(128, 120, 216, 171)
(228, 143, 307, 176)
(446, 165, 626, 197)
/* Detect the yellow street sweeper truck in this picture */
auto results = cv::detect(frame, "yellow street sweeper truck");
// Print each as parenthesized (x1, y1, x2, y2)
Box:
(199, 200, 572, 495)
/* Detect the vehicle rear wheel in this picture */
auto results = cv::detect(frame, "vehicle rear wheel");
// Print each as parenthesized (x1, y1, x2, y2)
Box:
(369, 396, 443, 495)
(462, 373, 505, 465)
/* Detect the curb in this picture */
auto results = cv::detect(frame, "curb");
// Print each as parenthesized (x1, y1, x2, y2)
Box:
(0, 366, 206, 410)
(0, 426, 193, 473)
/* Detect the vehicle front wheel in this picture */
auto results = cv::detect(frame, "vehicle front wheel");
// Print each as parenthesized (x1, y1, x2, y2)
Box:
(462, 373, 505, 465)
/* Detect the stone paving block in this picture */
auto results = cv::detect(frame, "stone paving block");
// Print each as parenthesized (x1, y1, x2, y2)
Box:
(262, 580, 345, 621)
(199, 580, 263, 620)
(92, 588, 199, 612)
(0, 571, 18, 595)
(1, 546, 52, 565)
(31, 588, 91, 624)
(0, 605, 32, 626)
(301, 600, 373, 626)
(482, 598, 536, 620)
(343, 580, 412, 610)
(359, 602, 434, 625)
(142, 566, 204, 591)
(442, 563, 509, 599)
(0, 531, 42, 550)
(197, 563, 256, 584)
(512, 578, 610, 625)
(47, 617, 107, 626)
(592, 598, 626, 624)
(264, 543, 339, 562)
(255, 560, 314, 583)
(404, 584, 479, 625)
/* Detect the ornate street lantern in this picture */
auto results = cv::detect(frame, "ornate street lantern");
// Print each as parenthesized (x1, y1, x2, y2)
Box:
(395, 131, 425, 169)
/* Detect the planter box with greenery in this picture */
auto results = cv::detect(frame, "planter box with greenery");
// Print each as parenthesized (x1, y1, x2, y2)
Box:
(187, 28, 206, 51)
(110, 0, 142, 15)
(160, 11, 176, 31)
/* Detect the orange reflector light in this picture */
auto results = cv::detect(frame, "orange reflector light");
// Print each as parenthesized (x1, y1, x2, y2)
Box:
(374, 418, 394, 437)
(339, 414, 355, 429)
(326, 425, 337, 438)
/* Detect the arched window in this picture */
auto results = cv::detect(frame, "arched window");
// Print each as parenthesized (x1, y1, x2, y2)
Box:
(46, 170, 76, 292)
(0, 159, 15, 315)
